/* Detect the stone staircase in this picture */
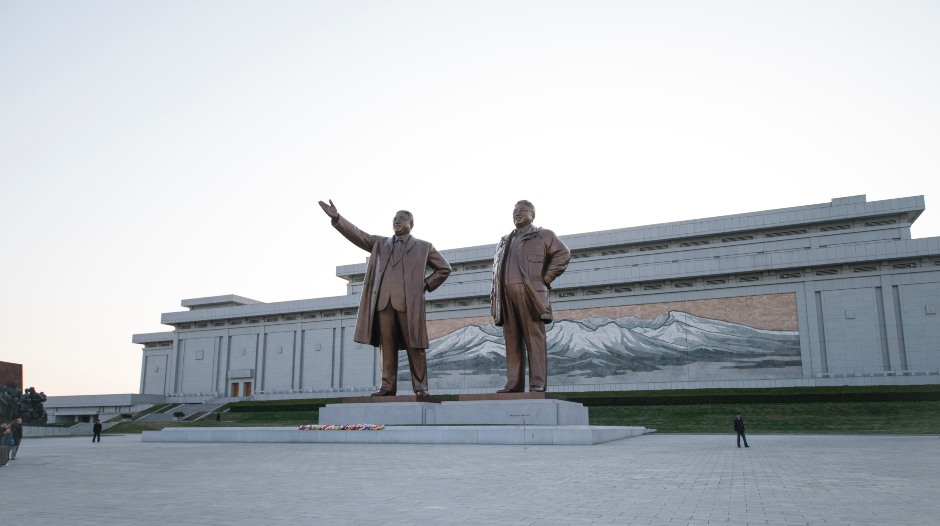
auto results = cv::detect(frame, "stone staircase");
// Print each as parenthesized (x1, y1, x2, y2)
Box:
(186, 402, 227, 421)
(137, 399, 238, 423)
(204, 396, 241, 405)
(136, 403, 184, 423)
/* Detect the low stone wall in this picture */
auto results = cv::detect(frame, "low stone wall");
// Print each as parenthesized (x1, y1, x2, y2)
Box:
(24, 425, 82, 437)
(23, 422, 118, 437)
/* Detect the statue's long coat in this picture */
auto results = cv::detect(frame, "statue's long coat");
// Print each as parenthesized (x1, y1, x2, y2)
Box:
(490, 225, 570, 326)
(333, 215, 451, 350)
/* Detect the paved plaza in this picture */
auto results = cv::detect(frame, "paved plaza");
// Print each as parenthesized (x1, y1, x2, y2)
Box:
(7, 432, 940, 525)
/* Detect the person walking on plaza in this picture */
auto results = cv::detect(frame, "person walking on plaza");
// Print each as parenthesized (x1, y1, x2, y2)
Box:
(9, 417, 22, 460)
(92, 418, 102, 443)
(491, 200, 571, 393)
(734, 412, 749, 448)
(318, 199, 452, 396)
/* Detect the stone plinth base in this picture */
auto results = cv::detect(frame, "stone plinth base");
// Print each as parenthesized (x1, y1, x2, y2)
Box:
(458, 392, 567, 401)
(319, 402, 440, 425)
(319, 399, 588, 426)
(344, 395, 441, 404)
(141, 425, 654, 446)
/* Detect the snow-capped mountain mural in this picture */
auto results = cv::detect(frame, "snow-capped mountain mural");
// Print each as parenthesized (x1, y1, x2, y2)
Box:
(400, 310, 801, 387)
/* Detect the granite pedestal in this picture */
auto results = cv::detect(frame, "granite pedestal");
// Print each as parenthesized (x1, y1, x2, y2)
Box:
(141, 397, 651, 445)
(318, 399, 588, 426)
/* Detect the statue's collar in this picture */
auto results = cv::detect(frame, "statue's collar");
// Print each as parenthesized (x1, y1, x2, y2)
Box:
(512, 225, 538, 238)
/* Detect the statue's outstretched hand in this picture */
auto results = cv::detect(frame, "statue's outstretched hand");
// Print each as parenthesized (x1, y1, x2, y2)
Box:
(318, 199, 339, 219)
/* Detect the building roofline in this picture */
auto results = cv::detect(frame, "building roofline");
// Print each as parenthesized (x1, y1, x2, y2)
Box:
(335, 194, 926, 277)
(131, 332, 176, 344)
(156, 295, 357, 326)
(181, 295, 264, 309)
(135, 194, 933, 331)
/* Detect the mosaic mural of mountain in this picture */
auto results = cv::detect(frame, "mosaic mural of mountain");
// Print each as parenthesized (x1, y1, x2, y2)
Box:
(401, 310, 802, 386)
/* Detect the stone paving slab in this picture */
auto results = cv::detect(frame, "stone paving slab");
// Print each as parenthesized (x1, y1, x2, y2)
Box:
(6, 434, 940, 525)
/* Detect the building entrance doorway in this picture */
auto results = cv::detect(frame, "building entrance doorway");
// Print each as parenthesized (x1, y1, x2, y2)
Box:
(231, 381, 253, 397)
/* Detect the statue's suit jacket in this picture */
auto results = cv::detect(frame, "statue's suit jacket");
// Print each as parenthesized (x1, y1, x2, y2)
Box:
(490, 226, 570, 326)
(332, 215, 451, 350)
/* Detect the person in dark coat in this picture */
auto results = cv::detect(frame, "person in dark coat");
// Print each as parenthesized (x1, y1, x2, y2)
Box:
(10, 417, 22, 460)
(318, 200, 452, 396)
(92, 419, 102, 443)
(734, 412, 749, 447)
(0, 423, 12, 466)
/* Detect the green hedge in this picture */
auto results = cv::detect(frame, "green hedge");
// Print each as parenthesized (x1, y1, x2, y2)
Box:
(568, 388, 940, 406)
(219, 387, 940, 411)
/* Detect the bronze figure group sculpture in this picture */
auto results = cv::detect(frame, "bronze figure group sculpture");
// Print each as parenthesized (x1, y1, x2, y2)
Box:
(319, 199, 569, 396)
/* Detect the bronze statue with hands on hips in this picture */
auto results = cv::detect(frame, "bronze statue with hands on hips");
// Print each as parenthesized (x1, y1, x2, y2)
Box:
(491, 200, 571, 393)
(318, 199, 452, 397)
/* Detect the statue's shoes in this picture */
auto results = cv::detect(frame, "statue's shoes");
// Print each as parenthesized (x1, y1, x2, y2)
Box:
(371, 390, 395, 396)
(496, 387, 522, 393)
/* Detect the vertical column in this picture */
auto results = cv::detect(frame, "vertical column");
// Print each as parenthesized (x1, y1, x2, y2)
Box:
(211, 336, 221, 394)
(795, 286, 815, 378)
(169, 334, 180, 395)
(337, 326, 346, 388)
(875, 287, 891, 370)
(138, 351, 147, 395)
(221, 334, 231, 396)
(293, 329, 302, 391)
(879, 274, 903, 371)
(892, 285, 909, 371)
(257, 331, 267, 392)
(814, 291, 829, 375)
(374, 346, 380, 389)
(173, 337, 185, 394)
(330, 327, 337, 388)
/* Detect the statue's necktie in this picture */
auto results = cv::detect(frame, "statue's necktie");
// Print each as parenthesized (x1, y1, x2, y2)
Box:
(391, 238, 403, 268)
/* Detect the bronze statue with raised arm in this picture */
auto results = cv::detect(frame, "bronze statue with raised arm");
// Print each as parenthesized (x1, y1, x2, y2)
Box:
(491, 200, 571, 393)
(318, 200, 452, 396)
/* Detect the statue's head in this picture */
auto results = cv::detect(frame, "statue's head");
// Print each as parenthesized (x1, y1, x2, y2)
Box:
(513, 200, 535, 229)
(393, 210, 414, 236)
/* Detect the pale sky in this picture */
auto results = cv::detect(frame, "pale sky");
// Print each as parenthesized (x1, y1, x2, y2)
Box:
(1, 1, 938, 396)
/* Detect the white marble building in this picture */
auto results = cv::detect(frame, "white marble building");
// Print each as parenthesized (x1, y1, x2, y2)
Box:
(130, 194, 940, 401)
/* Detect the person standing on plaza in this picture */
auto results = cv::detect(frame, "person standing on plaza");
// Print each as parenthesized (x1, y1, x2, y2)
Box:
(92, 418, 102, 443)
(491, 200, 571, 393)
(0, 423, 12, 467)
(734, 412, 749, 447)
(318, 199, 452, 396)
(9, 417, 22, 460)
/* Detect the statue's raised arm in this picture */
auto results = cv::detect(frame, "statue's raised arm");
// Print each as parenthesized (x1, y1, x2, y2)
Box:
(318, 199, 339, 220)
